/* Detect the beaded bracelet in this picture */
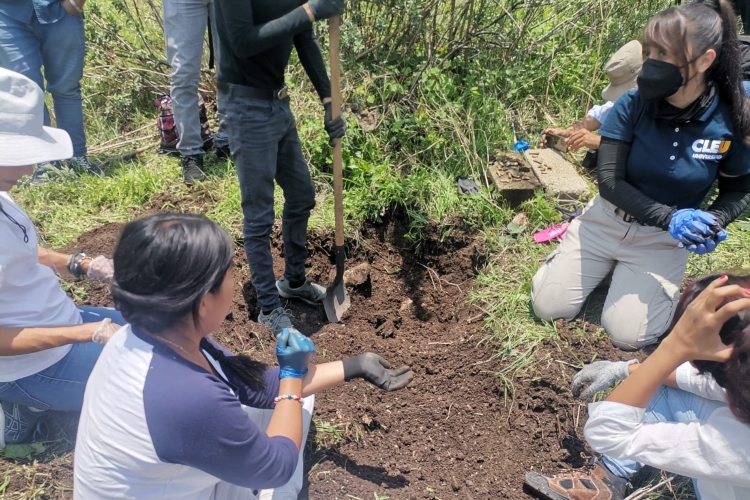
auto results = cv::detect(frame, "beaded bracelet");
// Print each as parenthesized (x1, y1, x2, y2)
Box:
(274, 394, 303, 405)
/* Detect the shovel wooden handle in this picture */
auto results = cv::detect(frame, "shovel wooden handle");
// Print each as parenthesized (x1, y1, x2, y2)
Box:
(329, 15, 344, 248)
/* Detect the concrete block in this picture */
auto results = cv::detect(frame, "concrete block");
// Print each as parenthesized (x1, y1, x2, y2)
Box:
(487, 151, 542, 208)
(525, 148, 590, 201)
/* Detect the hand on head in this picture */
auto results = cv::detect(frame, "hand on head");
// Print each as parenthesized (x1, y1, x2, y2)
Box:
(667, 275, 750, 362)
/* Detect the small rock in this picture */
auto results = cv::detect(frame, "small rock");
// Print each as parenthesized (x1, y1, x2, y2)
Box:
(511, 213, 529, 227)
(343, 263, 371, 286)
(400, 298, 413, 312)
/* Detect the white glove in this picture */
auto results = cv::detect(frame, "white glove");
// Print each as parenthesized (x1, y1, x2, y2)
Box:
(571, 360, 638, 400)
(87, 255, 114, 280)
(92, 318, 120, 344)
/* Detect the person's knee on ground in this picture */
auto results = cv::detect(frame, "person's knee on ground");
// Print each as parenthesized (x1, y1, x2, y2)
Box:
(601, 303, 667, 351)
(601, 276, 678, 350)
(530, 265, 583, 322)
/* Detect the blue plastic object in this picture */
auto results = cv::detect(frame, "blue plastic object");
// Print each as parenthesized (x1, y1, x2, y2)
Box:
(513, 140, 530, 152)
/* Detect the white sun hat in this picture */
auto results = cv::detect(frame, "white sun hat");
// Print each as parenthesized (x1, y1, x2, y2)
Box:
(0, 68, 72, 167)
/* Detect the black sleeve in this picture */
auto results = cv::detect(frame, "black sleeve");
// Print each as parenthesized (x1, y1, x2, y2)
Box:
(707, 173, 750, 227)
(293, 25, 331, 99)
(214, 0, 312, 59)
(597, 137, 675, 230)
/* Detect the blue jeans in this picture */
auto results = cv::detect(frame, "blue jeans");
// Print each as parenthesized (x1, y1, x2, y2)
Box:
(0, 8, 86, 156)
(218, 84, 316, 313)
(163, 0, 228, 155)
(0, 307, 123, 412)
(602, 386, 726, 499)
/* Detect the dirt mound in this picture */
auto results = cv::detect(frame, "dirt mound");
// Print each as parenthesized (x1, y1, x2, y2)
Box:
(7, 213, 642, 499)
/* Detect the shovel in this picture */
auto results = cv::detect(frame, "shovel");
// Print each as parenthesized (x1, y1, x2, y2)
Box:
(323, 14, 350, 323)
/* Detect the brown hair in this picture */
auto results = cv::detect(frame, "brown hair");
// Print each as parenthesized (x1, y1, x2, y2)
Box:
(643, 0, 750, 139)
(669, 272, 750, 424)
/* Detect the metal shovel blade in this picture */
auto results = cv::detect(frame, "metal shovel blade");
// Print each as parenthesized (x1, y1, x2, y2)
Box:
(323, 245, 350, 323)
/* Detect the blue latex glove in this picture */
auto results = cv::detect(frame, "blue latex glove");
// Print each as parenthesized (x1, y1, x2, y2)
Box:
(513, 140, 530, 152)
(669, 209, 717, 246)
(686, 227, 728, 255)
(276, 329, 316, 379)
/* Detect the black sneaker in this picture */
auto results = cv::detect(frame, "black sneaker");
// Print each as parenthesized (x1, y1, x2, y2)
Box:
(181, 155, 206, 185)
(214, 144, 231, 159)
(31, 161, 63, 184)
(68, 156, 104, 177)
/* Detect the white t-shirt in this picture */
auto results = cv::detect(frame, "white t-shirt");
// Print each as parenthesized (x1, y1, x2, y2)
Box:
(0, 191, 80, 382)
(586, 101, 615, 127)
(585, 363, 750, 500)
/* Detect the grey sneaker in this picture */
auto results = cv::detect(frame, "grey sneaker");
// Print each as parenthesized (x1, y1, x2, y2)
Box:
(276, 277, 326, 305)
(68, 156, 104, 177)
(2, 401, 42, 447)
(258, 307, 300, 338)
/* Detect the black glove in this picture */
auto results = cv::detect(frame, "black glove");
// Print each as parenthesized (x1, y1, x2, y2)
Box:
(324, 102, 346, 146)
(457, 176, 480, 195)
(307, 0, 345, 21)
(342, 353, 414, 391)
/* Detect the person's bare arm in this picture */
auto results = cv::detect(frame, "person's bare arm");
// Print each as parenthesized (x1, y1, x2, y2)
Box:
(301, 361, 345, 396)
(0, 323, 97, 356)
(38, 247, 74, 276)
(265, 378, 305, 449)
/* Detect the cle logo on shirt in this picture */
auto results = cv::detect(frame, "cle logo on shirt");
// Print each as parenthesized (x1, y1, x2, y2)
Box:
(692, 139, 731, 160)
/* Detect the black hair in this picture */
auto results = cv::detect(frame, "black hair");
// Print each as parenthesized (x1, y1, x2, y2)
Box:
(111, 213, 267, 390)
(643, 0, 750, 140)
(669, 272, 750, 425)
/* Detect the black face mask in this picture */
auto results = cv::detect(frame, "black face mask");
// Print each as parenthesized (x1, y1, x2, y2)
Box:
(637, 58, 684, 102)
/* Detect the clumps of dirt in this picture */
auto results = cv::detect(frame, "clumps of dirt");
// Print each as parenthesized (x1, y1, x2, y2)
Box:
(13, 209, 640, 499)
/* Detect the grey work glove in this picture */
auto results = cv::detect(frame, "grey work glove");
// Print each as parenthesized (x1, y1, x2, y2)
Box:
(307, 0, 345, 21)
(571, 360, 638, 400)
(342, 353, 414, 391)
(87, 255, 115, 280)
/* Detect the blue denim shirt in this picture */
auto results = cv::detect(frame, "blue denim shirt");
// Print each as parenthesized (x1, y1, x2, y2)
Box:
(0, 0, 65, 25)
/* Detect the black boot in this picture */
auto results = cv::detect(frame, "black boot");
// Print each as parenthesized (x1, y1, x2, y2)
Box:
(181, 154, 205, 186)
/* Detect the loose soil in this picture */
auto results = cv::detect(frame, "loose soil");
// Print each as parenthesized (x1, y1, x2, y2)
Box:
(3, 208, 642, 499)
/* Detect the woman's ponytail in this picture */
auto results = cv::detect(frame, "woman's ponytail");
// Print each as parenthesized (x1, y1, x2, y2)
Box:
(200, 339, 268, 391)
(709, 0, 750, 139)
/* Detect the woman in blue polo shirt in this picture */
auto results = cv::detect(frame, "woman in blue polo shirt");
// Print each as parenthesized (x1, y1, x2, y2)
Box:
(532, 0, 750, 350)
(74, 213, 414, 500)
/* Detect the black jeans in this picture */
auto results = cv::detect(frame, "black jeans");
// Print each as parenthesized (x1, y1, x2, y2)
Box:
(218, 83, 316, 313)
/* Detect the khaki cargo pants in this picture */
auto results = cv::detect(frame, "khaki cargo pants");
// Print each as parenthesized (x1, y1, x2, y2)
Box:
(531, 196, 688, 350)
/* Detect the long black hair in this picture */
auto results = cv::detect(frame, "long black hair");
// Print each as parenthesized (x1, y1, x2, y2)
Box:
(669, 272, 750, 425)
(643, 0, 750, 139)
(112, 213, 267, 390)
